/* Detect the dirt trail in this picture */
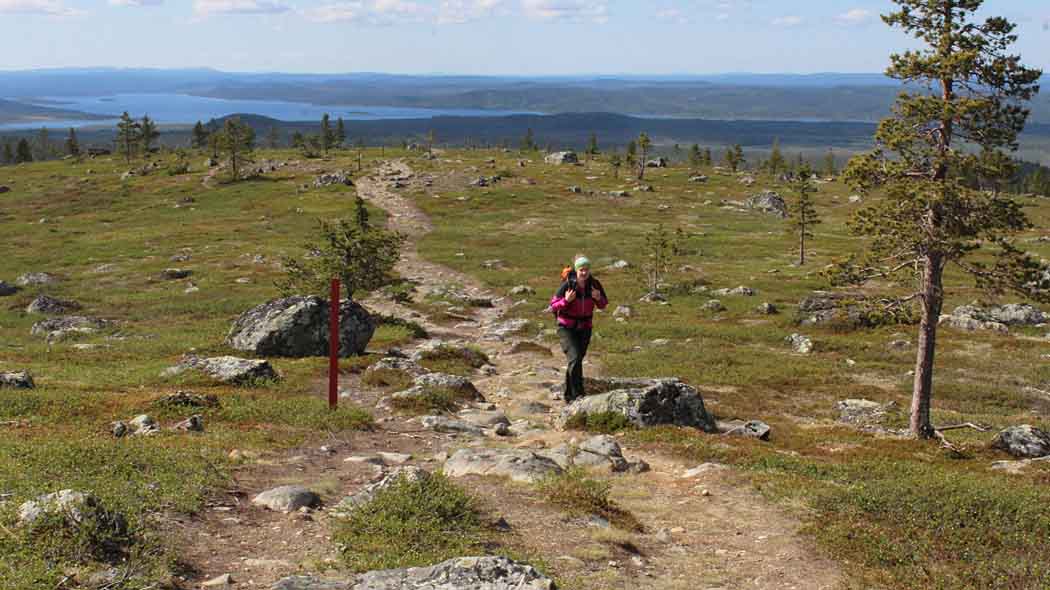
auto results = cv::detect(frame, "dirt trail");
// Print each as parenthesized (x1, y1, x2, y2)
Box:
(178, 160, 842, 590)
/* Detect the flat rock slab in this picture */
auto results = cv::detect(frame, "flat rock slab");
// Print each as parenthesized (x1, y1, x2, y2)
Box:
(558, 378, 717, 432)
(421, 416, 484, 436)
(273, 556, 554, 590)
(168, 355, 280, 385)
(30, 316, 110, 339)
(252, 485, 321, 513)
(26, 295, 81, 315)
(414, 373, 482, 399)
(444, 448, 563, 483)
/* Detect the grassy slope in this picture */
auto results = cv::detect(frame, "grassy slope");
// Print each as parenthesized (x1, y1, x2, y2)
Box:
(0, 151, 391, 588)
(406, 150, 1050, 589)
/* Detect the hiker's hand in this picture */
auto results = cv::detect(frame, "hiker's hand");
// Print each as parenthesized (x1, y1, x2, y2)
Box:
(564, 289, 577, 303)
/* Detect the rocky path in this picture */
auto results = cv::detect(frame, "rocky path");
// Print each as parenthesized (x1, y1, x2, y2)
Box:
(179, 160, 842, 589)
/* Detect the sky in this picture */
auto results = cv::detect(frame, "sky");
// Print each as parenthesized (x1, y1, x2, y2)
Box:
(0, 0, 1048, 75)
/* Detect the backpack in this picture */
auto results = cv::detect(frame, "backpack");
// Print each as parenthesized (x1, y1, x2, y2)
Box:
(552, 265, 603, 323)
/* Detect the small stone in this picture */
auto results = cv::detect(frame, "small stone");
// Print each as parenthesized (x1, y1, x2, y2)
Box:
(252, 486, 320, 513)
(202, 574, 234, 587)
(377, 452, 412, 465)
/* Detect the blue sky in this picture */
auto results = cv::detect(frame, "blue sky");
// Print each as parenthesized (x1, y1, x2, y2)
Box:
(1, 0, 1048, 74)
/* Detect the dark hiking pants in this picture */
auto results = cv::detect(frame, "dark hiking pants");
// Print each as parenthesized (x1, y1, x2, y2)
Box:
(558, 326, 592, 403)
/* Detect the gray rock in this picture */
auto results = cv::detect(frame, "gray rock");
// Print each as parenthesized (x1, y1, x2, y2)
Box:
(0, 370, 34, 389)
(252, 485, 321, 513)
(757, 302, 778, 315)
(26, 295, 81, 315)
(711, 286, 755, 297)
(567, 185, 582, 194)
(837, 399, 892, 425)
(364, 357, 429, 382)
(483, 319, 530, 341)
(314, 172, 354, 187)
(334, 467, 431, 514)
(170, 355, 280, 385)
(787, 333, 813, 354)
(542, 435, 636, 473)
(797, 292, 870, 327)
(420, 416, 484, 436)
(458, 410, 511, 428)
(645, 157, 668, 168)
(991, 425, 1050, 458)
(0, 280, 18, 296)
(940, 303, 1046, 334)
(227, 296, 375, 357)
(443, 448, 563, 483)
(558, 378, 717, 432)
(510, 285, 536, 296)
(16, 272, 58, 286)
(172, 415, 204, 432)
(30, 316, 110, 339)
(272, 556, 553, 590)
(608, 190, 630, 198)
(545, 151, 578, 165)
(613, 305, 633, 319)
(606, 260, 630, 270)
(17, 490, 127, 544)
(742, 191, 787, 218)
(689, 175, 709, 183)
(413, 373, 482, 399)
(202, 574, 235, 588)
(128, 414, 160, 436)
(702, 300, 726, 312)
(718, 419, 771, 441)
(159, 268, 192, 280)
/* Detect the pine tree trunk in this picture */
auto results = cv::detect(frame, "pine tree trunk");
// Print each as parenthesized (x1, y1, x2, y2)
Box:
(799, 229, 805, 266)
(911, 252, 944, 439)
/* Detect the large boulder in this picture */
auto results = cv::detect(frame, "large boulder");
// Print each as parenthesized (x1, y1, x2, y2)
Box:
(167, 355, 280, 385)
(227, 296, 376, 358)
(991, 425, 1050, 459)
(443, 448, 563, 483)
(544, 151, 578, 165)
(0, 370, 34, 389)
(558, 378, 716, 432)
(742, 191, 787, 218)
(271, 556, 554, 590)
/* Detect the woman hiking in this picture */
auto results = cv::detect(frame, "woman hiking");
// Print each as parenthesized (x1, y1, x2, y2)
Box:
(550, 255, 608, 403)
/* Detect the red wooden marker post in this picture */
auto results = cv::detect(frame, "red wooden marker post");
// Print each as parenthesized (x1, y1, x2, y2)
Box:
(328, 278, 340, 410)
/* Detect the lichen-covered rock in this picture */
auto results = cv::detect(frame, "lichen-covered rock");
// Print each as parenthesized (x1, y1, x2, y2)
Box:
(837, 399, 891, 425)
(271, 556, 554, 590)
(227, 296, 375, 358)
(168, 355, 280, 385)
(542, 435, 638, 473)
(991, 425, 1050, 459)
(787, 333, 813, 354)
(364, 357, 429, 381)
(172, 415, 204, 432)
(30, 316, 110, 339)
(16, 272, 58, 287)
(742, 191, 787, 218)
(420, 415, 484, 436)
(0, 370, 34, 389)
(252, 485, 321, 513)
(558, 378, 717, 432)
(18, 490, 127, 538)
(443, 448, 563, 483)
(413, 373, 482, 400)
(717, 419, 771, 441)
(333, 467, 430, 515)
(940, 303, 1047, 334)
(26, 295, 81, 315)
(544, 151, 578, 165)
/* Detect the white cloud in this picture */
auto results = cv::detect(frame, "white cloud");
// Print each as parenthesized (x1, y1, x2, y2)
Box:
(715, 12, 729, 21)
(306, 0, 429, 24)
(0, 0, 83, 16)
(522, 0, 608, 24)
(110, 0, 163, 5)
(437, 0, 503, 24)
(656, 8, 687, 24)
(194, 0, 290, 16)
(835, 8, 872, 25)
(771, 15, 802, 27)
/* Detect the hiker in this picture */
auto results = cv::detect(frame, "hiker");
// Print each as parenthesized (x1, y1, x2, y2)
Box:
(550, 255, 608, 403)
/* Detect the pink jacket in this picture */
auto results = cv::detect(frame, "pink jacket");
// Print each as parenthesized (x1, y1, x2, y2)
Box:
(550, 278, 608, 330)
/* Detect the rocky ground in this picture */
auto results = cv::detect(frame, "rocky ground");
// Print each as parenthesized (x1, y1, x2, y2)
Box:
(174, 160, 842, 589)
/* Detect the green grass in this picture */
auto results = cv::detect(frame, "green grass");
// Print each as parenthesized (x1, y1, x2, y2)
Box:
(332, 473, 483, 572)
(563, 411, 633, 434)
(389, 386, 477, 414)
(416, 344, 491, 376)
(535, 468, 642, 532)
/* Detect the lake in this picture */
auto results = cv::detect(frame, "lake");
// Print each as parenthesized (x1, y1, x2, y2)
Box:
(0, 93, 535, 130)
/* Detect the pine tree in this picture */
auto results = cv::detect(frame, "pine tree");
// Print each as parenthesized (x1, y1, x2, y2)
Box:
(625, 141, 637, 171)
(822, 149, 837, 177)
(688, 144, 701, 169)
(320, 114, 333, 155)
(115, 112, 141, 164)
(64, 128, 80, 158)
(15, 138, 33, 163)
(1, 141, 12, 165)
(336, 117, 346, 148)
(835, 0, 1044, 439)
(637, 132, 652, 180)
(724, 145, 744, 173)
(34, 127, 52, 161)
(610, 151, 622, 178)
(267, 125, 279, 149)
(521, 128, 535, 151)
(215, 117, 255, 181)
(140, 115, 159, 155)
(192, 121, 210, 150)
(768, 137, 786, 177)
(702, 147, 712, 167)
(787, 165, 821, 265)
(426, 129, 436, 156)
(587, 133, 599, 156)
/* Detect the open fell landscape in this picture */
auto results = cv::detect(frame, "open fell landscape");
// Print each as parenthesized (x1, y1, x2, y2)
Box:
(1, 139, 1050, 590)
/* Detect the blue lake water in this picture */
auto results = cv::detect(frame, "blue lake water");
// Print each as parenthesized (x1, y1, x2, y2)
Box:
(0, 93, 536, 130)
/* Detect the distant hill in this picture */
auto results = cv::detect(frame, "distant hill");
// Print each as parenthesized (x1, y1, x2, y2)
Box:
(0, 98, 109, 125)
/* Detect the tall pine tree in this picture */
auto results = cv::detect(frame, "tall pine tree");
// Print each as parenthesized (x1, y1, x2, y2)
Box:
(835, 0, 1044, 439)
(65, 128, 80, 158)
(192, 121, 210, 150)
(787, 164, 821, 266)
(140, 115, 159, 154)
(115, 112, 141, 164)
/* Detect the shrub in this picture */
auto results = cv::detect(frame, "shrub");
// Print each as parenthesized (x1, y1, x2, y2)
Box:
(333, 473, 481, 572)
(536, 468, 641, 531)
(564, 411, 633, 434)
(389, 386, 474, 414)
